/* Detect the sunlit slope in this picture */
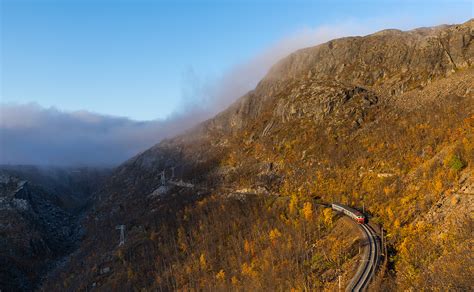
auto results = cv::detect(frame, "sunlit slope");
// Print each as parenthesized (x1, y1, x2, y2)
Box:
(43, 19, 473, 291)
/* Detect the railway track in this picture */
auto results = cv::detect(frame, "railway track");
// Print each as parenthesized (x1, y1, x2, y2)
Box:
(330, 203, 381, 291)
(347, 223, 381, 291)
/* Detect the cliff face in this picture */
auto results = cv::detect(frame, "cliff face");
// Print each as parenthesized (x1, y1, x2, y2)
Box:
(210, 19, 473, 133)
(266, 22, 472, 84)
(43, 20, 473, 291)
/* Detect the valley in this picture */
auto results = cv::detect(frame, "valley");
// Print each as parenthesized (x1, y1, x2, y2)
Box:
(0, 166, 110, 290)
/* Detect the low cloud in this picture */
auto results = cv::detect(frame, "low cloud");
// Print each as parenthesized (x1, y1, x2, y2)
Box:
(1, 104, 159, 165)
(1, 17, 465, 166)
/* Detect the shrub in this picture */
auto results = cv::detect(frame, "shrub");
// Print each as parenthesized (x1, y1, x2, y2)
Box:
(448, 155, 465, 171)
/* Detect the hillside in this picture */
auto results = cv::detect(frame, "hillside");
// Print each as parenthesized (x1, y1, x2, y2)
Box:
(42, 19, 473, 291)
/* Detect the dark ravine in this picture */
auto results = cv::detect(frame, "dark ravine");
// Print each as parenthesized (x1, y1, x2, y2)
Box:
(0, 167, 110, 291)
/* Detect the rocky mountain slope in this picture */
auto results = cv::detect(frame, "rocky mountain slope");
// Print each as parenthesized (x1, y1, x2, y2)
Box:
(0, 167, 110, 291)
(0, 173, 80, 290)
(0, 165, 111, 211)
(42, 19, 473, 291)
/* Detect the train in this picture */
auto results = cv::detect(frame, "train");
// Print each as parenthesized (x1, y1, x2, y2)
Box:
(331, 203, 366, 224)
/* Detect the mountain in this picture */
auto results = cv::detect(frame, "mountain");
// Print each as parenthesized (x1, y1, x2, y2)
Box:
(42, 20, 473, 291)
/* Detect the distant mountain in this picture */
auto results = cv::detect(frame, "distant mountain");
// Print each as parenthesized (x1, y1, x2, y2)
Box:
(42, 20, 473, 291)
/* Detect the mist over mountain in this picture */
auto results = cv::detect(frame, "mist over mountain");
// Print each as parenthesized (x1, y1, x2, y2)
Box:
(0, 103, 185, 166)
(1, 19, 413, 166)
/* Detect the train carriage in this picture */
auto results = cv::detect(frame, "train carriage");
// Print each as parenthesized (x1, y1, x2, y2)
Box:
(331, 203, 366, 224)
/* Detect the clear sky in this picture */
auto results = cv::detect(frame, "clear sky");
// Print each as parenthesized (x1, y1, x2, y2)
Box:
(1, 0, 472, 121)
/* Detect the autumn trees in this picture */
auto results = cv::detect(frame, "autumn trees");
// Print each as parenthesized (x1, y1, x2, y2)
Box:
(94, 193, 359, 291)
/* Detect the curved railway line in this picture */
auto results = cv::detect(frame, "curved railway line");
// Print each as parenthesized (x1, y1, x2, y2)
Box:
(348, 223, 381, 291)
(330, 203, 381, 291)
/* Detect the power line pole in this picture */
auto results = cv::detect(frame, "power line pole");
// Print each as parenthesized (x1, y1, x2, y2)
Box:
(160, 170, 166, 186)
(116, 225, 125, 246)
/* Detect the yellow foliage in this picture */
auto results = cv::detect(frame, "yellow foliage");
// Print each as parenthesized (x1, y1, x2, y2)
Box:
(269, 228, 282, 241)
(241, 262, 257, 278)
(231, 276, 240, 286)
(434, 179, 443, 193)
(289, 194, 298, 216)
(394, 219, 401, 229)
(386, 206, 394, 222)
(177, 227, 188, 253)
(243, 239, 253, 255)
(215, 269, 225, 281)
(199, 254, 207, 270)
(322, 208, 333, 227)
(302, 201, 313, 221)
(450, 195, 459, 206)
(384, 186, 394, 196)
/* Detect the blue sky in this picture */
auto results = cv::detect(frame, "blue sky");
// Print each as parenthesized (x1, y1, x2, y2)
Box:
(1, 0, 472, 121)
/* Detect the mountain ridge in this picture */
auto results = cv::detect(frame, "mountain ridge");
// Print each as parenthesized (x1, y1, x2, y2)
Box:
(41, 19, 473, 291)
